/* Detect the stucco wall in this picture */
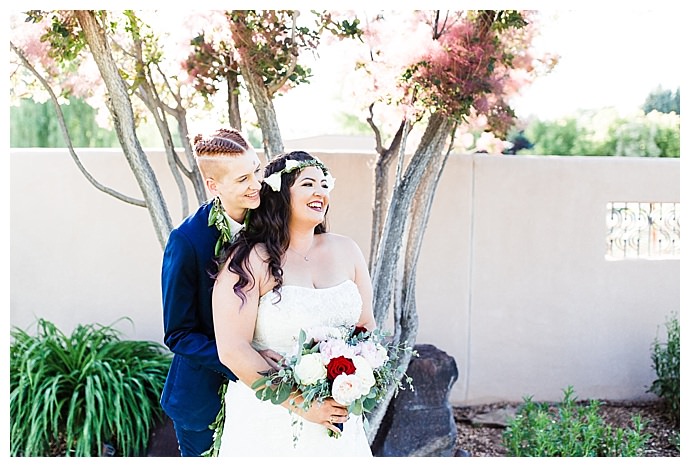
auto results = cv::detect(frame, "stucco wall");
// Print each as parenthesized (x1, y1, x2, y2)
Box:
(9, 149, 680, 405)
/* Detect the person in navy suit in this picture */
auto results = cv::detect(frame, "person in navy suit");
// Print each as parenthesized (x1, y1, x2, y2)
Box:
(160, 128, 280, 456)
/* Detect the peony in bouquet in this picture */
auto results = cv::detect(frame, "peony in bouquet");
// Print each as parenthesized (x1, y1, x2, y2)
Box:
(251, 325, 415, 438)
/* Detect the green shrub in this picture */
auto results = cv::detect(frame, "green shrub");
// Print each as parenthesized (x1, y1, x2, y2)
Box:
(502, 386, 650, 456)
(9, 318, 172, 456)
(649, 311, 680, 425)
(521, 109, 680, 157)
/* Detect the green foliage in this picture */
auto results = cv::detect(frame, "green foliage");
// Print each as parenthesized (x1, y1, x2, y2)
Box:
(502, 386, 650, 456)
(10, 97, 174, 148)
(26, 10, 87, 63)
(336, 112, 374, 135)
(522, 108, 680, 157)
(10, 318, 172, 457)
(10, 97, 118, 148)
(648, 311, 680, 425)
(642, 86, 680, 115)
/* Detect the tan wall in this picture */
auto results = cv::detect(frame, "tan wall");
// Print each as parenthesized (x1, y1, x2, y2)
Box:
(10, 149, 680, 405)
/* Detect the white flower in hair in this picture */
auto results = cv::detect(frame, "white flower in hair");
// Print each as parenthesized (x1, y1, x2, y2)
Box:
(263, 157, 335, 193)
(263, 172, 283, 192)
(325, 174, 336, 193)
(284, 160, 302, 172)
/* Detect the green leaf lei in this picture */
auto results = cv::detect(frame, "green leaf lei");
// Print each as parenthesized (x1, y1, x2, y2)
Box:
(208, 197, 250, 257)
(201, 380, 228, 457)
(202, 197, 250, 457)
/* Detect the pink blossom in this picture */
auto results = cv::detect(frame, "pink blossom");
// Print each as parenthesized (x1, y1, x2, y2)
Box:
(319, 338, 355, 364)
(355, 341, 388, 369)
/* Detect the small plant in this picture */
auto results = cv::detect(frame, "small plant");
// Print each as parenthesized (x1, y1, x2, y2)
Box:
(648, 311, 680, 426)
(502, 386, 650, 456)
(10, 318, 172, 456)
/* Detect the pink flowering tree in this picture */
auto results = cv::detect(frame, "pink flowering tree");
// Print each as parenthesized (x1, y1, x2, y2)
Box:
(338, 10, 557, 438)
(9, 10, 360, 247)
(187, 10, 360, 158)
(10, 10, 220, 247)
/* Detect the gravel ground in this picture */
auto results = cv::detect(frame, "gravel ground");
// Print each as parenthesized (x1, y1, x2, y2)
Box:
(453, 399, 679, 457)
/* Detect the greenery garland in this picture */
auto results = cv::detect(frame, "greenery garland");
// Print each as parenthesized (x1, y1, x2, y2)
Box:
(208, 197, 250, 257)
(201, 381, 228, 457)
(203, 197, 250, 457)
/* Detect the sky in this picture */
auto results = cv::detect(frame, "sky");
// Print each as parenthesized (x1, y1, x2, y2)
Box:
(271, 8, 683, 139)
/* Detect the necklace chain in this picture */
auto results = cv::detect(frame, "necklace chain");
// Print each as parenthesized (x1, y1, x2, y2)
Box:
(288, 245, 312, 261)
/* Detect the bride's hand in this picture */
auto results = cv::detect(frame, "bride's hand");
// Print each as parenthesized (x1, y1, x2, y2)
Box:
(303, 398, 349, 431)
(258, 348, 284, 371)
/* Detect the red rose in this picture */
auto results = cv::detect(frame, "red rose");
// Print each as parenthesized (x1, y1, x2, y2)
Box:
(326, 356, 356, 381)
(353, 326, 368, 337)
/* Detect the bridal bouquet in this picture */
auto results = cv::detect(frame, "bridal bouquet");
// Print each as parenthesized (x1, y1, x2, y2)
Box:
(251, 325, 415, 438)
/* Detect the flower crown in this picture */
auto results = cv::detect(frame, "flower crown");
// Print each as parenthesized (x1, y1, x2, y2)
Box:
(263, 157, 336, 193)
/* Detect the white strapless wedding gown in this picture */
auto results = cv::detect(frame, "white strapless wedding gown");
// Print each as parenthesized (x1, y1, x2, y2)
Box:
(218, 280, 373, 457)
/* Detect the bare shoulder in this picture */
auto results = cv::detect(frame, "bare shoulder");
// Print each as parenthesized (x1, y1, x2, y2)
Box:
(318, 233, 366, 261)
(249, 243, 270, 263)
(247, 243, 276, 291)
(318, 232, 361, 252)
(247, 243, 271, 275)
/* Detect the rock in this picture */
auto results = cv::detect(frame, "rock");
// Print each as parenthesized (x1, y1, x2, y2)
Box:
(146, 415, 180, 457)
(372, 344, 459, 457)
(470, 407, 517, 428)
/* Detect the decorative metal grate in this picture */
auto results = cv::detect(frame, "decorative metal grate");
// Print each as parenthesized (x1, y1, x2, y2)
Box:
(606, 202, 680, 259)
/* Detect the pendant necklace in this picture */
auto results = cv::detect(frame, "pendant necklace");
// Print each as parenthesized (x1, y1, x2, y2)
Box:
(288, 244, 312, 261)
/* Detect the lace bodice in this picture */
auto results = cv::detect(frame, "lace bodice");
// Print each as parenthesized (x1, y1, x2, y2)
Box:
(252, 279, 362, 355)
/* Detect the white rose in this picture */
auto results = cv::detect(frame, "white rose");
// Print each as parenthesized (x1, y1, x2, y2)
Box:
(331, 373, 363, 406)
(352, 355, 376, 394)
(294, 353, 326, 385)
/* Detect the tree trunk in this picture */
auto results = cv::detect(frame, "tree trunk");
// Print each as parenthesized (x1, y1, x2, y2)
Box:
(129, 22, 206, 210)
(227, 71, 243, 131)
(368, 117, 409, 268)
(228, 15, 284, 160)
(135, 79, 191, 219)
(370, 112, 453, 325)
(171, 107, 207, 205)
(241, 71, 284, 160)
(75, 10, 173, 248)
(367, 111, 454, 441)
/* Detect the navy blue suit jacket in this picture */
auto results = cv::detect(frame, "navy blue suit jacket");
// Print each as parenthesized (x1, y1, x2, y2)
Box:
(160, 200, 237, 431)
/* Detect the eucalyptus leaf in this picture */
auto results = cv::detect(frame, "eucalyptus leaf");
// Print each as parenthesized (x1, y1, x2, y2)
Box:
(273, 382, 292, 405)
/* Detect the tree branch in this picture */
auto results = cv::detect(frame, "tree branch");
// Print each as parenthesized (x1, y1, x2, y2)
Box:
(10, 41, 146, 207)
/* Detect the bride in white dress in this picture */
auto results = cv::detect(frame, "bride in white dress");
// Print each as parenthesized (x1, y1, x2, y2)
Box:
(212, 151, 375, 457)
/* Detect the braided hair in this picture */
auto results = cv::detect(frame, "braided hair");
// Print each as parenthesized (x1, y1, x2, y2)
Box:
(191, 128, 250, 156)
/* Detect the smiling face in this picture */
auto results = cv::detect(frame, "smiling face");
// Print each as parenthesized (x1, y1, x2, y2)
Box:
(204, 148, 263, 222)
(289, 166, 331, 227)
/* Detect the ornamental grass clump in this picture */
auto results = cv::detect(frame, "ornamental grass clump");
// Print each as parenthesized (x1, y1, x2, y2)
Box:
(10, 318, 172, 457)
(502, 386, 650, 457)
(648, 311, 680, 426)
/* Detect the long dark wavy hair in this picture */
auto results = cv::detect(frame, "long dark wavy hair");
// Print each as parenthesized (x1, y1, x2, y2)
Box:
(218, 151, 330, 305)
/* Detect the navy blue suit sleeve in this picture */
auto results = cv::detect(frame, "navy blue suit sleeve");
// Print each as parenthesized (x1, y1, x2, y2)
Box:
(162, 228, 234, 379)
